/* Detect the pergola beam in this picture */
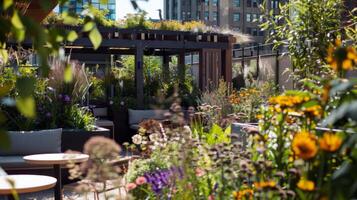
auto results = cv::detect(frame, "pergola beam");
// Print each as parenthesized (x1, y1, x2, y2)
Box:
(135, 42, 144, 108)
(70, 38, 229, 50)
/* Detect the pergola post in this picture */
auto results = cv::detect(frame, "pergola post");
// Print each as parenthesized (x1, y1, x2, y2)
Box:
(162, 53, 170, 82)
(135, 42, 144, 108)
(221, 36, 234, 84)
(178, 49, 186, 84)
(199, 49, 204, 90)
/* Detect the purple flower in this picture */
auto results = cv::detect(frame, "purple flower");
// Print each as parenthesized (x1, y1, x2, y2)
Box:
(63, 95, 71, 103)
(58, 94, 63, 100)
(46, 112, 52, 118)
(144, 167, 184, 194)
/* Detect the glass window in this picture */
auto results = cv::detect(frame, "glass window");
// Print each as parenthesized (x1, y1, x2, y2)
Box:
(233, 0, 240, 7)
(92, 3, 99, 8)
(252, 13, 258, 22)
(213, 12, 218, 21)
(246, 0, 252, 7)
(252, 0, 259, 7)
(252, 28, 258, 36)
(204, 11, 209, 20)
(246, 13, 251, 22)
(204, 0, 209, 6)
(212, 0, 218, 6)
(233, 13, 240, 22)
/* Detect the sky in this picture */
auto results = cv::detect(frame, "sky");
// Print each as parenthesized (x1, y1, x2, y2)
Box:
(116, 0, 163, 20)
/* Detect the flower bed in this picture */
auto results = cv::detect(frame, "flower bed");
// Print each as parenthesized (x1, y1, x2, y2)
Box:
(117, 41, 357, 199)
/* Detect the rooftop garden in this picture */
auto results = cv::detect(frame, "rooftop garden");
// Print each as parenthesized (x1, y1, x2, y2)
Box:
(0, 0, 357, 200)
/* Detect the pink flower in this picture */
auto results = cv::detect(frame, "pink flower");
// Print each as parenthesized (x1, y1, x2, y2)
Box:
(125, 183, 137, 191)
(195, 168, 205, 177)
(135, 176, 147, 185)
(208, 194, 215, 200)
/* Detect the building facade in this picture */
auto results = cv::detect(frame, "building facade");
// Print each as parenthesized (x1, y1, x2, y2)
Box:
(164, 0, 284, 45)
(59, 0, 116, 20)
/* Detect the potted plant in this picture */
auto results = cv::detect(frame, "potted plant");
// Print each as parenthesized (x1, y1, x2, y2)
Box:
(2, 57, 110, 152)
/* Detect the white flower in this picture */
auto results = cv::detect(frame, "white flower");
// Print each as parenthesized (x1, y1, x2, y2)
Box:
(183, 125, 192, 136)
(149, 133, 160, 142)
(132, 134, 142, 145)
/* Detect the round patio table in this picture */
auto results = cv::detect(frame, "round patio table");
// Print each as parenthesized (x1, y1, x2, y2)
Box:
(23, 153, 89, 200)
(0, 174, 57, 199)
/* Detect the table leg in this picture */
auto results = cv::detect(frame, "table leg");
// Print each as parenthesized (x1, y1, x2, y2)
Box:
(54, 164, 62, 200)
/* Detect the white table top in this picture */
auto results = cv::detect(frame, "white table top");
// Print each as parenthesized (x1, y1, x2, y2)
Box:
(23, 153, 89, 165)
(0, 175, 57, 195)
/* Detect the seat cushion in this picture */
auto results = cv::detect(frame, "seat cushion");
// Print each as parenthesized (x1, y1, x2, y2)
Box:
(128, 109, 168, 125)
(129, 124, 140, 130)
(0, 128, 62, 156)
(95, 119, 114, 127)
(0, 156, 52, 169)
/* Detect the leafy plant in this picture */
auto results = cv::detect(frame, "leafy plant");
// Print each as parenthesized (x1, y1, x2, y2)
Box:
(260, 0, 343, 83)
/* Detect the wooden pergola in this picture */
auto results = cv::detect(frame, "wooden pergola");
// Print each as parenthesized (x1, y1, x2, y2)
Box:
(55, 26, 236, 108)
(12, 0, 237, 108)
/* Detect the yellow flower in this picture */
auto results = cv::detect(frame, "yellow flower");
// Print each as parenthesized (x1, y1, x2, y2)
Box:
(319, 132, 342, 152)
(254, 181, 276, 189)
(292, 131, 318, 160)
(269, 94, 310, 109)
(297, 178, 315, 191)
(303, 105, 323, 118)
(233, 189, 254, 200)
(326, 39, 357, 72)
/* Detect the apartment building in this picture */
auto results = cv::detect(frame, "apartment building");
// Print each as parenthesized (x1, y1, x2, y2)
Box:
(164, 0, 284, 45)
(59, 0, 116, 20)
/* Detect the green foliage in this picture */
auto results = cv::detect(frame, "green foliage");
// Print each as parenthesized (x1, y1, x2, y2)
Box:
(63, 104, 95, 130)
(121, 11, 152, 29)
(230, 82, 276, 122)
(193, 123, 231, 146)
(88, 75, 105, 103)
(199, 79, 233, 118)
(260, 0, 343, 82)
(111, 55, 199, 109)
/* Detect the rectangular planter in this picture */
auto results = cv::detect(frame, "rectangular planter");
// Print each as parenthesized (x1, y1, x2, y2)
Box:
(61, 126, 110, 152)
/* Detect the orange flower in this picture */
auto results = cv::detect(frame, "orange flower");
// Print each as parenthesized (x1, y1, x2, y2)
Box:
(322, 84, 331, 103)
(297, 178, 315, 191)
(254, 181, 276, 189)
(319, 132, 342, 152)
(233, 189, 254, 200)
(292, 131, 318, 160)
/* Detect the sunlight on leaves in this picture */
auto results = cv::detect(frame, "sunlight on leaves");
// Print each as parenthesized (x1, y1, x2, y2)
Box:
(89, 27, 102, 50)
(64, 64, 73, 83)
(16, 96, 36, 119)
(67, 30, 78, 42)
(3, 0, 13, 10)
(11, 11, 24, 29)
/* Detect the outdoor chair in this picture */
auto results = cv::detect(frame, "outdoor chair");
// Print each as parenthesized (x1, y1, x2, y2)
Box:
(0, 129, 62, 171)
